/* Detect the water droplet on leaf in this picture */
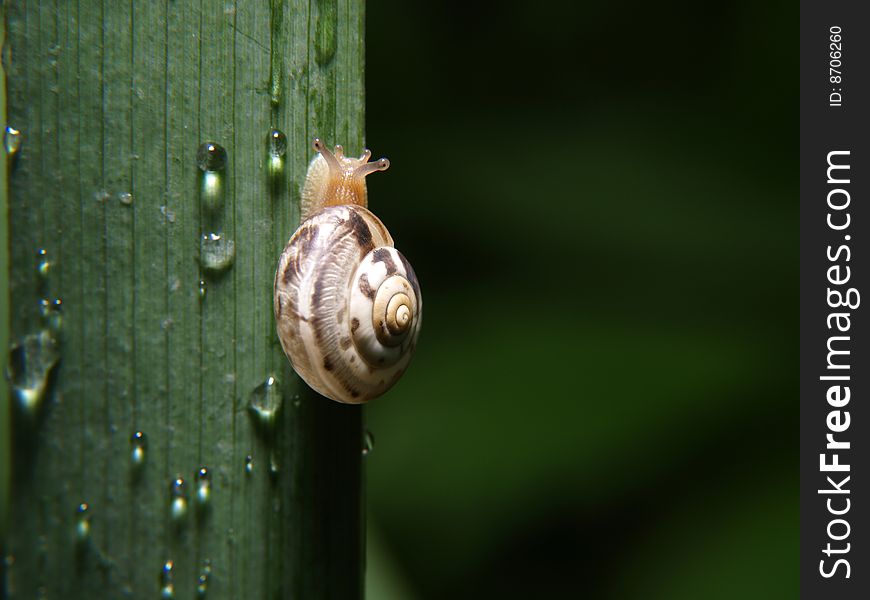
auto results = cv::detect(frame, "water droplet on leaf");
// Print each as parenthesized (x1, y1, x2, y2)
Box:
(196, 559, 212, 598)
(196, 142, 228, 172)
(248, 375, 282, 429)
(195, 467, 211, 508)
(39, 298, 63, 334)
(269, 451, 280, 478)
(131, 431, 147, 469)
(74, 502, 91, 544)
(160, 560, 175, 599)
(200, 233, 235, 274)
(36, 248, 52, 280)
(8, 330, 59, 417)
(362, 430, 375, 456)
(268, 128, 287, 157)
(5, 126, 22, 158)
(170, 476, 188, 523)
(118, 191, 133, 206)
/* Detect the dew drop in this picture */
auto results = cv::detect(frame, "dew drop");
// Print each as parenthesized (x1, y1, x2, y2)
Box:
(244, 454, 254, 475)
(198, 279, 207, 300)
(196, 559, 212, 598)
(268, 128, 287, 157)
(362, 430, 375, 456)
(39, 298, 63, 334)
(170, 476, 188, 523)
(118, 191, 133, 206)
(74, 502, 91, 544)
(8, 330, 60, 417)
(267, 129, 287, 181)
(196, 142, 228, 172)
(4, 126, 22, 158)
(200, 233, 235, 274)
(160, 560, 175, 599)
(195, 467, 211, 508)
(130, 431, 147, 469)
(36, 248, 52, 280)
(269, 451, 280, 478)
(248, 375, 282, 428)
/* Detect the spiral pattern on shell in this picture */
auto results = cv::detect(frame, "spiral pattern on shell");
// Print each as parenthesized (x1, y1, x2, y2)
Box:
(274, 205, 421, 403)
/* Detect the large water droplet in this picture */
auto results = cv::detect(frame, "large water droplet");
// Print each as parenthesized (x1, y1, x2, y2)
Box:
(118, 191, 134, 206)
(8, 330, 59, 417)
(267, 129, 287, 181)
(39, 298, 63, 334)
(244, 454, 254, 475)
(170, 476, 188, 523)
(200, 233, 235, 274)
(74, 502, 91, 544)
(268, 129, 287, 157)
(160, 560, 175, 599)
(196, 559, 212, 598)
(197, 143, 228, 210)
(248, 375, 282, 429)
(362, 430, 375, 456)
(131, 431, 147, 469)
(195, 467, 211, 509)
(196, 142, 228, 172)
(5, 126, 22, 158)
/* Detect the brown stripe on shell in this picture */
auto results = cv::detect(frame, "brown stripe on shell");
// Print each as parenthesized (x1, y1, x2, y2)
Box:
(397, 251, 420, 294)
(351, 317, 360, 333)
(358, 273, 376, 299)
(284, 223, 320, 284)
(364, 211, 391, 245)
(288, 253, 300, 283)
(312, 273, 328, 311)
(372, 247, 398, 275)
(340, 337, 352, 350)
(346, 209, 373, 249)
(323, 356, 334, 371)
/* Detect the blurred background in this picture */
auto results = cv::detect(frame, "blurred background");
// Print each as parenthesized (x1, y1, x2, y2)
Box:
(363, 1, 796, 598)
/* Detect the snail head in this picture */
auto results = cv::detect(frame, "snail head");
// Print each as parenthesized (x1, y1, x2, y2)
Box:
(312, 137, 389, 209)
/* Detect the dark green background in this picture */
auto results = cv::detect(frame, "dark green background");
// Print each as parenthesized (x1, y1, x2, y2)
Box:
(363, 1, 796, 598)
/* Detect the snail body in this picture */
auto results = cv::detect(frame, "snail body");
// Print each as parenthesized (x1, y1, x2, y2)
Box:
(274, 139, 421, 403)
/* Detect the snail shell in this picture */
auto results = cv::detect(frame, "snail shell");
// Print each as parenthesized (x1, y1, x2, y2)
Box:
(274, 139, 421, 403)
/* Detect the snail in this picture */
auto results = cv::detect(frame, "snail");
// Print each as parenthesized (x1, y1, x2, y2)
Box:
(274, 138, 422, 404)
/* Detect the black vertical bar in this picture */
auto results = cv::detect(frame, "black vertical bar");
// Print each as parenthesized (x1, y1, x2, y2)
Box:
(801, 1, 870, 597)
